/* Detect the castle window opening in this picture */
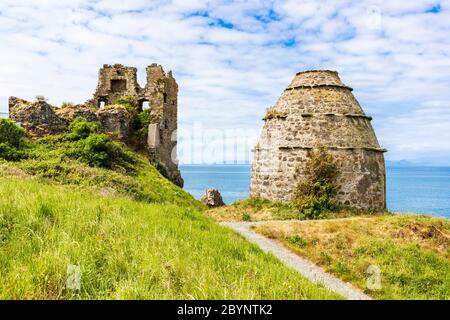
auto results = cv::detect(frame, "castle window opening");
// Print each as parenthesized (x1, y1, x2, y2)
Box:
(99, 100, 106, 109)
(163, 93, 167, 103)
(142, 101, 150, 110)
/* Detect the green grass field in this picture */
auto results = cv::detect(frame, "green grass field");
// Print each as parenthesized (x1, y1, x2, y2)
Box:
(0, 177, 340, 299)
(254, 216, 450, 300)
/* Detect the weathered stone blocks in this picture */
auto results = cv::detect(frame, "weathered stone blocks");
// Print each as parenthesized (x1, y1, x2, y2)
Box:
(250, 70, 386, 211)
(8, 63, 183, 188)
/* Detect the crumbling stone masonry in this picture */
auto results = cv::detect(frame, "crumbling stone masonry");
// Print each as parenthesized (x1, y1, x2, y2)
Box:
(86, 64, 182, 187)
(250, 70, 386, 210)
(8, 63, 183, 187)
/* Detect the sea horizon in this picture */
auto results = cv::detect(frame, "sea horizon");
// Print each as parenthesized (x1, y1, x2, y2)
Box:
(180, 164, 450, 219)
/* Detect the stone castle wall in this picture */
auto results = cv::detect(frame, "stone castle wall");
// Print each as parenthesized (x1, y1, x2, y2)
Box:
(250, 70, 386, 211)
(87, 63, 182, 187)
(9, 63, 183, 187)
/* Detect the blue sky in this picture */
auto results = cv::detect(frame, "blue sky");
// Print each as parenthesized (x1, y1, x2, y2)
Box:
(0, 0, 450, 165)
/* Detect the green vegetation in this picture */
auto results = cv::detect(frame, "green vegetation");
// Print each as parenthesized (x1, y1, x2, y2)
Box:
(61, 102, 74, 108)
(0, 118, 201, 209)
(294, 146, 339, 219)
(0, 119, 25, 147)
(0, 177, 340, 299)
(208, 146, 361, 222)
(115, 96, 151, 149)
(285, 235, 308, 248)
(0, 118, 342, 299)
(35, 95, 47, 102)
(206, 197, 387, 222)
(114, 96, 136, 114)
(64, 118, 136, 172)
(0, 119, 28, 161)
(66, 117, 102, 140)
(254, 215, 450, 300)
(206, 197, 298, 222)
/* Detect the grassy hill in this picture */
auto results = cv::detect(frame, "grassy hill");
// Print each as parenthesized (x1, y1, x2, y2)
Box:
(0, 177, 341, 299)
(0, 119, 339, 300)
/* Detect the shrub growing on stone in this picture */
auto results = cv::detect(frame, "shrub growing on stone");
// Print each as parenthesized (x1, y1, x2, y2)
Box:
(61, 101, 74, 108)
(64, 117, 135, 172)
(66, 117, 102, 140)
(294, 146, 339, 219)
(115, 96, 136, 114)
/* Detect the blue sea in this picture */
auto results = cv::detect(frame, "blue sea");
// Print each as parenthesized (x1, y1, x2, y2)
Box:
(180, 165, 450, 219)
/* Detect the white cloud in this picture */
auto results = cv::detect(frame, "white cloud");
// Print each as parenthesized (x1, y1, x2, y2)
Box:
(0, 0, 449, 164)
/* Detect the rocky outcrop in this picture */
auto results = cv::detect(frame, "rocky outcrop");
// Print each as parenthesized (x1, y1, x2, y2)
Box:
(250, 70, 386, 211)
(201, 189, 225, 208)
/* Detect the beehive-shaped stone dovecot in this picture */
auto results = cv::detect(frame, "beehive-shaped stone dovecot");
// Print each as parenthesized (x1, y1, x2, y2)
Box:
(250, 70, 386, 210)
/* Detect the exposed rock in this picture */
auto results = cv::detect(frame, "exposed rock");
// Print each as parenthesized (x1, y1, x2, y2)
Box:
(201, 189, 225, 208)
(250, 70, 386, 211)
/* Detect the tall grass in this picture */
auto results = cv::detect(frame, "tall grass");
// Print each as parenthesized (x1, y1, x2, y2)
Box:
(255, 216, 450, 300)
(0, 177, 339, 300)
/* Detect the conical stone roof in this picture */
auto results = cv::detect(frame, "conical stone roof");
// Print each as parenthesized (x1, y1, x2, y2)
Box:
(250, 70, 386, 210)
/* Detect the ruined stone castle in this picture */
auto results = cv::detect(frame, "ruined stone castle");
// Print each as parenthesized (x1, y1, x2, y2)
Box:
(250, 70, 386, 210)
(8, 63, 183, 187)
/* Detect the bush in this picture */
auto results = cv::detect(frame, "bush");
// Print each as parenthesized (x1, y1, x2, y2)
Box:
(115, 96, 136, 113)
(69, 133, 135, 170)
(66, 117, 102, 141)
(0, 119, 25, 147)
(0, 143, 26, 161)
(128, 108, 152, 150)
(61, 101, 74, 108)
(241, 212, 251, 221)
(35, 95, 47, 102)
(67, 133, 135, 172)
(0, 119, 27, 161)
(62, 117, 136, 172)
(285, 235, 308, 248)
(138, 108, 151, 128)
(294, 146, 339, 219)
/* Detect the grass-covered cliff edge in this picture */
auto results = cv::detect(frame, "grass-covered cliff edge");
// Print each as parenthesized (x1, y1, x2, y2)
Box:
(0, 118, 339, 299)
